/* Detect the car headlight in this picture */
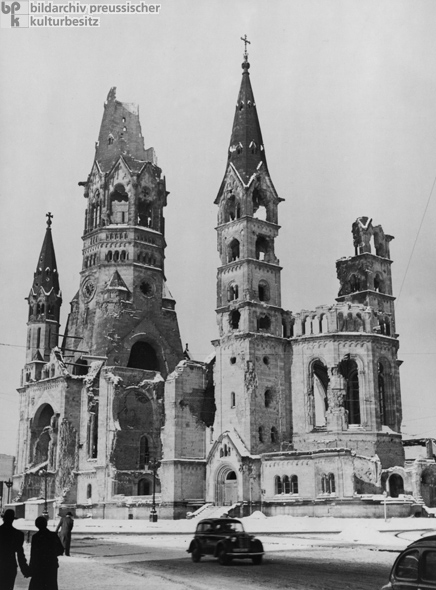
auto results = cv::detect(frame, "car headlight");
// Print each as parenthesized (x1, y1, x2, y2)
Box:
(231, 536, 237, 543)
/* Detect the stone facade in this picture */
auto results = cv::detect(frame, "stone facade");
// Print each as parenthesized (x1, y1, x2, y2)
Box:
(11, 59, 436, 519)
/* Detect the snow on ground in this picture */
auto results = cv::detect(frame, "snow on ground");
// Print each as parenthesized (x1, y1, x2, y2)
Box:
(13, 513, 436, 552)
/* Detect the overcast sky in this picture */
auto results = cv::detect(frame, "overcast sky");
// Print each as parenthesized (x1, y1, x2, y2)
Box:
(0, 0, 435, 456)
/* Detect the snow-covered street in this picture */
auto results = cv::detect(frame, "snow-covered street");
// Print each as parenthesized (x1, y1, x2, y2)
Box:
(11, 514, 436, 589)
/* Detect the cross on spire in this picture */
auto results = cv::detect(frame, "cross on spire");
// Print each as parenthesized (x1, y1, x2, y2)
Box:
(46, 212, 53, 228)
(241, 34, 251, 61)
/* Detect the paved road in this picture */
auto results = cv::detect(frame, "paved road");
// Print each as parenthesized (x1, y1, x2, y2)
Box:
(14, 534, 397, 590)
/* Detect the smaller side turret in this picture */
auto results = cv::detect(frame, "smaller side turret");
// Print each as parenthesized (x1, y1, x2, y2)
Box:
(336, 217, 396, 336)
(24, 213, 62, 381)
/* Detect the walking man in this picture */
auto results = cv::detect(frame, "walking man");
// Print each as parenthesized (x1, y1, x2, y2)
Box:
(0, 509, 29, 590)
(28, 516, 64, 590)
(55, 511, 74, 556)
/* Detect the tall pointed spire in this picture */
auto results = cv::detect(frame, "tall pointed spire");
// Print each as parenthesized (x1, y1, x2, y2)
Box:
(26, 213, 62, 366)
(227, 39, 267, 184)
(31, 212, 60, 297)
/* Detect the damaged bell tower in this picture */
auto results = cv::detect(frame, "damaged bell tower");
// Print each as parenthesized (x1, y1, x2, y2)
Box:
(205, 48, 291, 507)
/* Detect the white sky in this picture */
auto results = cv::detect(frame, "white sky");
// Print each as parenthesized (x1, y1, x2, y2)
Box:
(0, 0, 435, 456)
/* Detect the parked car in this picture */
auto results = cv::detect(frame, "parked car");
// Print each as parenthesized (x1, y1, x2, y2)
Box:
(382, 534, 436, 590)
(187, 518, 264, 565)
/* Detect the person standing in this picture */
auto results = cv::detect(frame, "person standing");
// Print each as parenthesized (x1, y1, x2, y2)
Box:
(0, 509, 29, 590)
(55, 511, 74, 556)
(28, 516, 64, 590)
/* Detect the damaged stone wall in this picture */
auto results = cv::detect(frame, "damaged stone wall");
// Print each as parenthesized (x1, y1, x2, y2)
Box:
(160, 359, 214, 513)
(56, 418, 78, 502)
(110, 369, 164, 483)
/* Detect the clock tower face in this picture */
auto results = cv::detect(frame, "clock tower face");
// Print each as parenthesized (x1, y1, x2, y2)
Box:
(81, 278, 96, 303)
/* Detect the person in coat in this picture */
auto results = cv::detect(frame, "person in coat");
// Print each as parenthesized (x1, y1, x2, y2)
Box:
(28, 516, 64, 590)
(55, 512, 74, 556)
(0, 509, 29, 590)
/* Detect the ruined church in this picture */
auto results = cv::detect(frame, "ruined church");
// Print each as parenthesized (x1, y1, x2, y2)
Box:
(11, 52, 436, 519)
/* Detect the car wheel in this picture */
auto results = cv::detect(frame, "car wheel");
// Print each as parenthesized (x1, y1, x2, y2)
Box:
(191, 543, 202, 563)
(252, 555, 263, 565)
(218, 548, 230, 566)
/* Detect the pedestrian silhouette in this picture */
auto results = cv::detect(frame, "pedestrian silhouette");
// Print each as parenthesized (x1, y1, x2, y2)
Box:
(28, 516, 64, 590)
(0, 508, 29, 590)
(55, 512, 74, 556)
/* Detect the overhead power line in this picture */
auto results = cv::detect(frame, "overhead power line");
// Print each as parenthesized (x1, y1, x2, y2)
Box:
(397, 173, 436, 304)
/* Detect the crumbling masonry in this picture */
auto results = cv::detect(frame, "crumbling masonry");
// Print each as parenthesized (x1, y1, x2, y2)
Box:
(11, 55, 436, 519)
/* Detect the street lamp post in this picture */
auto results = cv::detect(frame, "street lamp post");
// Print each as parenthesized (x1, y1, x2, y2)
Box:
(39, 469, 49, 520)
(5, 479, 13, 505)
(148, 459, 161, 523)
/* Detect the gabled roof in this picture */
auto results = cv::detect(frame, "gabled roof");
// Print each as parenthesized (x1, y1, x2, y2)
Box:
(106, 270, 130, 293)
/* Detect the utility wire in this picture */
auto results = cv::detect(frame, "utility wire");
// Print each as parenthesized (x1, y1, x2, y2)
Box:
(397, 173, 436, 304)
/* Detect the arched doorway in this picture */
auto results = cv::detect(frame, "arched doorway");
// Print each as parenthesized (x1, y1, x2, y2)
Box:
(30, 404, 55, 464)
(389, 474, 404, 498)
(216, 467, 239, 506)
(224, 471, 238, 505)
(127, 341, 159, 371)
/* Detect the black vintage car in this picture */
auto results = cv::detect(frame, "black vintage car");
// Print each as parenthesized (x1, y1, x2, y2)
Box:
(381, 534, 436, 590)
(187, 518, 264, 565)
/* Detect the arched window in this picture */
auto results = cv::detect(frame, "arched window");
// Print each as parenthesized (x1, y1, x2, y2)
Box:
(36, 328, 41, 349)
(319, 314, 327, 333)
(340, 357, 360, 425)
(257, 315, 271, 331)
(120, 250, 126, 262)
(228, 239, 240, 262)
(230, 310, 241, 330)
(264, 389, 272, 408)
(258, 281, 270, 302)
(225, 194, 240, 222)
(305, 316, 312, 335)
(252, 187, 268, 221)
(258, 426, 263, 443)
(228, 283, 239, 301)
(275, 475, 282, 495)
(290, 475, 298, 494)
(255, 236, 269, 261)
(311, 360, 329, 427)
(385, 316, 391, 336)
(328, 473, 336, 494)
(139, 435, 150, 469)
(230, 392, 236, 408)
(113, 250, 120, 262)
(349, 274, 361, 292)
(321, 474, 327, 493)
(271, 426, 277, 443)
(127, 341, 159, 371)
(283, 475, 290, 494)
(378, 361, 387, 425)
(87, 484, 92, 500)
(86, 407, 98, 459)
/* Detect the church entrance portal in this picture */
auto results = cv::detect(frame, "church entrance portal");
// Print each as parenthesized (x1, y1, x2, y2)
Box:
(216, 467, 239, 506)
(224, 471, 238, 505)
